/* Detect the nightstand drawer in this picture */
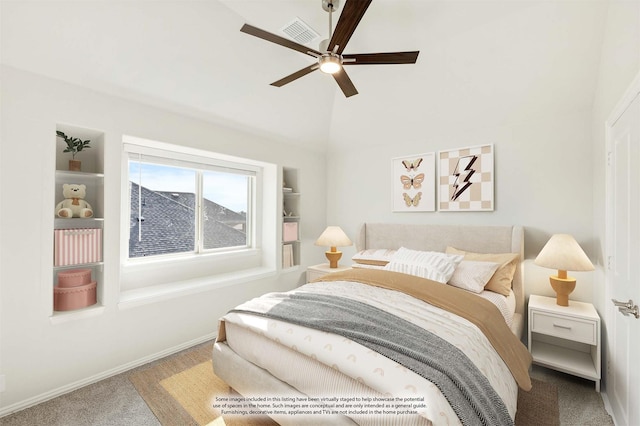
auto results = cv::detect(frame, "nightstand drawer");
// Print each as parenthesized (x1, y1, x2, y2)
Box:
(531, 311, 596, 345)
(307, 269, 327, 282)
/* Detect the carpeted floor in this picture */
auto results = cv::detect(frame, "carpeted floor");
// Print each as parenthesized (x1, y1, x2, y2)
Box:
(0, 340, 614, 426)
(529, 365, 614, 426)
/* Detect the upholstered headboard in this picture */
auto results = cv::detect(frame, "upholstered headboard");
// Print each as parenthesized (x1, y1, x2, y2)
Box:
(356, 223, 525, 337)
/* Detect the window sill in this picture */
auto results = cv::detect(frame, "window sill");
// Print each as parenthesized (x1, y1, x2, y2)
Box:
(118, 266, 276, 310)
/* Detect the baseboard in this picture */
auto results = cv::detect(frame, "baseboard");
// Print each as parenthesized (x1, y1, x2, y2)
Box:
(600, 390, 619, 426)
(0, 332, 216, 418)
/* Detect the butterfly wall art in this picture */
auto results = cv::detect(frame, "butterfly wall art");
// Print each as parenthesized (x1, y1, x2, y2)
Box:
(392, 152, 435, 212)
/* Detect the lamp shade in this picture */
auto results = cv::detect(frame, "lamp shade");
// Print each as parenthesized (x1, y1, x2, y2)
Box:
(314, 226, 352, 248)
(535, 234, 594, 306)
(534, 234, 594, 272)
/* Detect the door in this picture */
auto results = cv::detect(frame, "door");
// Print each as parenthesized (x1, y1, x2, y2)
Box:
(607, 85, 640, 426)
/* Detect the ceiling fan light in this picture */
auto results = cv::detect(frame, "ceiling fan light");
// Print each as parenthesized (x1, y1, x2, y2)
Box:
(319, 55, 341, 74)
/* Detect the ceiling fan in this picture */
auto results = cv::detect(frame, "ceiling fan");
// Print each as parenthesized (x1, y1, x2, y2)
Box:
(240, 0, 420, 98)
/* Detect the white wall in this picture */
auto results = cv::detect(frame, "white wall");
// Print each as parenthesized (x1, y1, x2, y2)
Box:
(0, 66, 327, 413)
(326, 109, 596, 302)
(325, 0, 608, 305)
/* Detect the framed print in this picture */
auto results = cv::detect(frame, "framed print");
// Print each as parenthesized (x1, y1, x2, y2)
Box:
(438, 144, 494, 211)
(392, 152, 435, 212)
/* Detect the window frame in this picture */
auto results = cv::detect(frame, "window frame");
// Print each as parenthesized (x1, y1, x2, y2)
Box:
(127, 154, 256, 260)
(119, 135, 275, 300)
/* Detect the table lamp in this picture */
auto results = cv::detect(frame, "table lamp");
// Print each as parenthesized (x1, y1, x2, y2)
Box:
(314, 226, 352, 268)
(534, 234, 594, 306)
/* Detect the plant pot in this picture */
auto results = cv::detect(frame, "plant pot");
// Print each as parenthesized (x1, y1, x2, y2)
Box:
(69, 159, 81, 171)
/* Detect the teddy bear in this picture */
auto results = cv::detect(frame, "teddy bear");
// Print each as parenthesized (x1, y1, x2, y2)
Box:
(55, 183, 94, 218)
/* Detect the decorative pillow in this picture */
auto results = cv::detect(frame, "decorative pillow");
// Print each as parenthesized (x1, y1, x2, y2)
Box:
(447, 260, 501, 293)
(445, 247, 519, 296)
(383, 247, 463, 283)
(352, 249, 396, 266)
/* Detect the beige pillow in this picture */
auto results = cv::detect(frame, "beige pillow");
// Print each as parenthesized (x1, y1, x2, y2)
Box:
(445, 247, 519, 296)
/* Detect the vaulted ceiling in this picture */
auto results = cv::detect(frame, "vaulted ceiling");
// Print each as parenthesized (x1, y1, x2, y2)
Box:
(1, 1, 607, 149)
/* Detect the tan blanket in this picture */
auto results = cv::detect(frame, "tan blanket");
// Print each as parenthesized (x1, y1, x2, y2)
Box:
(314, 268, 532, 391)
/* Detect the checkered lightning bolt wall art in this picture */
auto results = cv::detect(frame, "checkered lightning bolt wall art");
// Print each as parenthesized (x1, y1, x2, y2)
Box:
(438, 144, 494, 211)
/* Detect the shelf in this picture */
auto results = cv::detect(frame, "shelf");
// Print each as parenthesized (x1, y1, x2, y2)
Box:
(50, 304, 106, 325)
(54, 217, 104, 229)
(531, 340, 598, 379)
(55, 170, 104, 179)
(53, 262, 104, 272)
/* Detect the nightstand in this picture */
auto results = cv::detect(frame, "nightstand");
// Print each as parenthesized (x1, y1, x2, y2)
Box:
(528, 294, 601, 391)
(306, 263, 352, 282)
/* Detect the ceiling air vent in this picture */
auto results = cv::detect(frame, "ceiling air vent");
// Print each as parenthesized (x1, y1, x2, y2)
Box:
(280, 17, 320, 45)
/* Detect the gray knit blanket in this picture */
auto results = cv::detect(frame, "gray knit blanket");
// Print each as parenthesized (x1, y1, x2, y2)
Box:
(231, 292, 513, 426)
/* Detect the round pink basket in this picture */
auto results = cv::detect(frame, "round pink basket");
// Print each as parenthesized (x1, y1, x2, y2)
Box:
(54, 281, 97, 311)
(57, 269, 92, 288)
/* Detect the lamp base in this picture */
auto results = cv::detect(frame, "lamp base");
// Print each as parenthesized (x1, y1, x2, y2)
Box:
(549, 275, 576, 306)
(325, 250, 343, 268)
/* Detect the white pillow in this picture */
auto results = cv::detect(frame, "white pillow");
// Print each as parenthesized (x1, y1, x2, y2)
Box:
(447, 260, 501, 293)
(383, 247, 463, 283)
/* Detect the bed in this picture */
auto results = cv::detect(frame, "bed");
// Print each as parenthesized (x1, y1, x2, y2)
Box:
(212, 223, 531, 426)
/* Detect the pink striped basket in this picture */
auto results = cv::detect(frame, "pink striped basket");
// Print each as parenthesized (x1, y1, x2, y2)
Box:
(54, 228, 102, 266)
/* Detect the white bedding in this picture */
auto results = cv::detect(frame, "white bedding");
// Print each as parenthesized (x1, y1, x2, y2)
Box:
(478, 288, 516, 328)
(221, 280, 519, 425)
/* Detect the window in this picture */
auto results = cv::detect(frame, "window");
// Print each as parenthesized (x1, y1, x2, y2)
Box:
(125, 140, 257, 261)
(119, 136, 279, 306)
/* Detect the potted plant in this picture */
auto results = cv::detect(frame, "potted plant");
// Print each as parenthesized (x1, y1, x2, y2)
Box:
(56, 131, 91, 171)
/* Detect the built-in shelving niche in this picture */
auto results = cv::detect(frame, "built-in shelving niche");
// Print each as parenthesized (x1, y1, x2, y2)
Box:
(50, 124, 105, 324)
(282, 167, 300, 269)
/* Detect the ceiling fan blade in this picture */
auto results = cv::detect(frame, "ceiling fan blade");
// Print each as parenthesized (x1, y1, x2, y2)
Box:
(343, 51, 420, 65)
(328, 0, 373, 54)
(333, 68, 359, 98)
(271, 65, 319, 87)
(241, 24, 322, 57)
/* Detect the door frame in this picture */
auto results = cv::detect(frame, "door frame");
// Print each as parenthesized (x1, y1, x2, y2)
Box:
(604, 69, 640, 425)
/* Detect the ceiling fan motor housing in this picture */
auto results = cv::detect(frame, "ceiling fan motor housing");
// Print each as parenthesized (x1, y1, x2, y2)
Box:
(319, 38, 330, 52)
